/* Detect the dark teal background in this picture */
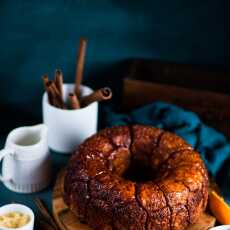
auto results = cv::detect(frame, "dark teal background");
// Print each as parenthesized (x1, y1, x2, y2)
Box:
(0, 0, 227, 138)
(0, 0, 228, 226)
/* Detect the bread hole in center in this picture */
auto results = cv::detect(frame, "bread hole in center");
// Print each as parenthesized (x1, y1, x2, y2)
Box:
(123, 161, 155, 183)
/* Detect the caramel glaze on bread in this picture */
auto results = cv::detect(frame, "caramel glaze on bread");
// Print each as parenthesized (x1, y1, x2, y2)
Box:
(64, 125, 209, 230)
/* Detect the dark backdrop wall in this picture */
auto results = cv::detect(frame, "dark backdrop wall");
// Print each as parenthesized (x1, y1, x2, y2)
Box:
(0, 0, 227, 142)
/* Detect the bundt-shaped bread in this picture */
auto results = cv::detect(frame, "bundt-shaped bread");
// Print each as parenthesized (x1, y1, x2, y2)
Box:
(64, 125, 209, 230)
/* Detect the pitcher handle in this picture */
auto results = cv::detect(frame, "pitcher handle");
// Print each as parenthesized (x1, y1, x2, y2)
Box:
(0, 148, 13, 182)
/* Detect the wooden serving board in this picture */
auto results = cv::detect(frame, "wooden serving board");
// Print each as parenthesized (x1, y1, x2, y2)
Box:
(52, 169, 216, 230)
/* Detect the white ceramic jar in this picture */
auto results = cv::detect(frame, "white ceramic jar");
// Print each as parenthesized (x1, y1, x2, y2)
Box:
(42, 84, 98, 154)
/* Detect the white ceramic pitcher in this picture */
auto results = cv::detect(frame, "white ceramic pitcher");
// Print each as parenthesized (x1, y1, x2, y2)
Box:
(0, 124, 51, 193)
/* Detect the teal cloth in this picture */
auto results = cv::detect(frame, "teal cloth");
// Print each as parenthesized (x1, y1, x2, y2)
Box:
(105, 102, 230, 204)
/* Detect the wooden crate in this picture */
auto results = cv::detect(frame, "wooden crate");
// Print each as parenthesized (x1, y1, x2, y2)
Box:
(122, 60, 230, 138)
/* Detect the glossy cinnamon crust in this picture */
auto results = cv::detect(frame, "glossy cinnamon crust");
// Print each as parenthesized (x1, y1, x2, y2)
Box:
(64, 125, 209, 230)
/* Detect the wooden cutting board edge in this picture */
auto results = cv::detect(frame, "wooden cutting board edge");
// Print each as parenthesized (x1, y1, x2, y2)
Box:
(52, 169, 216, 230)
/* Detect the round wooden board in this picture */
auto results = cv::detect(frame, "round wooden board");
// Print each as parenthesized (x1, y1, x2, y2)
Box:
(52, 169, 216, 230)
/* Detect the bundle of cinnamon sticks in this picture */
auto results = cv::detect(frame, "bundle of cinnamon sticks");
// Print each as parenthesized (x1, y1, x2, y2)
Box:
(42, 38, 112, 109)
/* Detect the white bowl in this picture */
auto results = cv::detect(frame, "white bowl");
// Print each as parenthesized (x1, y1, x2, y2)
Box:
(0, 204, 34, 230)
(210, 226, 230, 230)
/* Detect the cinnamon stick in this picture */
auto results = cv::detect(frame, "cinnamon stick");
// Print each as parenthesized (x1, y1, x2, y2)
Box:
(45, 81, 58, 107)
(42, 75, 53, 105)
(54, 69, 63, 99)
(81, 87, 112, 107)
(74, 38, 87, 97)
(68, 93, 80, 109)
(49, 81, 65, 108)
(42, 74, 49, 86)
